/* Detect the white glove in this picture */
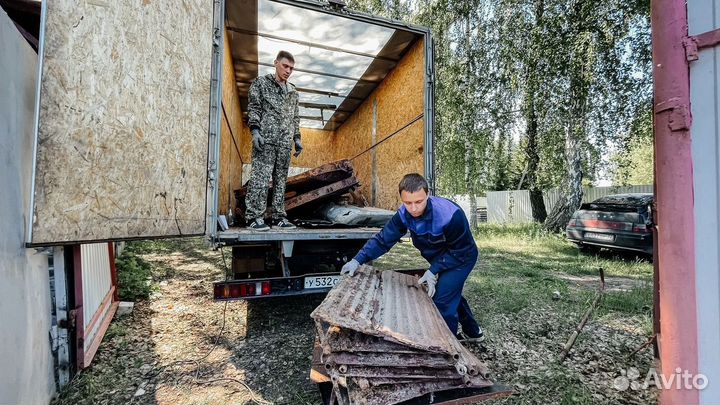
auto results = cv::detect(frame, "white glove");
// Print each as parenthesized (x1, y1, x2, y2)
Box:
(341, 259, 360, 277)
(418, 270, 438, 298)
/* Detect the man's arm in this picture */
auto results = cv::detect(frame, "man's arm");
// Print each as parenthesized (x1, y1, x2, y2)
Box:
(353, 212, 407, 264)
(247, 80, 262, 131)
(428, 209, 477, 274)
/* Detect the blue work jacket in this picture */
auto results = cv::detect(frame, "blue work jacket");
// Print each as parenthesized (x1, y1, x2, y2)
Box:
(353, 196, 478, 274)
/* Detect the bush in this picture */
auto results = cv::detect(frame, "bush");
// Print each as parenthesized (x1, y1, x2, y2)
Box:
(115, 247, 155, 301)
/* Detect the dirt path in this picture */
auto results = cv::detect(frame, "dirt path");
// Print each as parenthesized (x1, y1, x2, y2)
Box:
(53, 239, 324, 405)
(53, 238, 657, 405)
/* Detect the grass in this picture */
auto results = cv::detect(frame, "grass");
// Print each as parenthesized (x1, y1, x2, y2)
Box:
(376, 223, 656, 404)
(53, 225, 656, 405)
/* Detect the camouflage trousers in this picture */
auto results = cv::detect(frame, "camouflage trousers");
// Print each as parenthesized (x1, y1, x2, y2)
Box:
(245, 144, 292, 222)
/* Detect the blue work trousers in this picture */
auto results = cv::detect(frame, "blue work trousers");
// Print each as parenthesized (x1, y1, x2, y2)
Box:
(433, 261, 480, 336)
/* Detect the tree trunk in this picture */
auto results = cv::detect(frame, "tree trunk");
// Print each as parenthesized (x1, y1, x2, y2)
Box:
(544, 34, 588, 231)
(463, 15, 478, 229)
(524, 92, 547, 223)
(523, 0, 547, 223)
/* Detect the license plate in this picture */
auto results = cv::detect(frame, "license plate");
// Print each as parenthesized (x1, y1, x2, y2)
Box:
(585, 232, 614, 242)
(304, 275, 341, 290)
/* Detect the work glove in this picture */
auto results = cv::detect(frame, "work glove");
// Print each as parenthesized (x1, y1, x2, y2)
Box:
(418, 270, 438, 298)
(340, 259, 360, 277)
(251, 129, 264, 149)
(293, 138, 303, 157)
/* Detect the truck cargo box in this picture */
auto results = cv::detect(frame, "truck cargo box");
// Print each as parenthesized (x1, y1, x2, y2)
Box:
(26, 0, 434, 249)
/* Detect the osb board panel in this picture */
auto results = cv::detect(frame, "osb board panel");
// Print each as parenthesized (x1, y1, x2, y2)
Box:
(291, 128, 335, 168)
(334, 39, 425, 210)
(219, 29, 245, 215)
(374, 40, 425, 210)
(31, 0, 214, 244)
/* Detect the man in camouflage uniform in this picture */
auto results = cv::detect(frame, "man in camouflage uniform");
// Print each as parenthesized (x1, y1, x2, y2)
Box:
(245, 50, 303, 231)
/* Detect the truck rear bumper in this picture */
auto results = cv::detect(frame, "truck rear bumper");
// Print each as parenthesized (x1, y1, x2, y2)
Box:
(213, 272, 341, 300)
(216, 227, 382, 244)
(214, 269, 425, 300)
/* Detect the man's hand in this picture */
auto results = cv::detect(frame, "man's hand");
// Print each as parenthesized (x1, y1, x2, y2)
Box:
(418, 270, 438, 298)
(293, 139, 303, 157)
(340, 259, 360, 277)
(252, 129, 264, 149)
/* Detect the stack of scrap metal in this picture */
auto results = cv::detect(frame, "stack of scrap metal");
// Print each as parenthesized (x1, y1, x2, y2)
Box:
(234, 159, 360, 223)
(310, 266, 511, 405)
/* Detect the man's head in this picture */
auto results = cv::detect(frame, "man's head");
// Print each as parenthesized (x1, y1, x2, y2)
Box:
(274, 51, 295, 83)
(398, 173, 429, 218)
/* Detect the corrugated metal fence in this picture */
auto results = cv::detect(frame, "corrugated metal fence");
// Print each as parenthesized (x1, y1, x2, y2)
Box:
(487, 185, 653, 223)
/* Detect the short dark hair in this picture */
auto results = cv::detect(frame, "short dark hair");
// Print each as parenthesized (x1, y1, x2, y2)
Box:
(398, 173, 429, 194)
(275, 50, 295, 63)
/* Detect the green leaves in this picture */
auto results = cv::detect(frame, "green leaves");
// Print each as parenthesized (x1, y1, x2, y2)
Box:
(346, 0, 651, 202)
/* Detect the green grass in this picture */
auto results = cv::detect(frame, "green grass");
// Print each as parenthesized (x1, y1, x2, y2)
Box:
(57, 226, 656, 405)
(377, 223, 656, 404)
(115, 243, 156, 301)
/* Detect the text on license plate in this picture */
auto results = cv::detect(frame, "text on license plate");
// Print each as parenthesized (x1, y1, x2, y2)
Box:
(304, 275, 341, 289)
(585, 232, 614, 242)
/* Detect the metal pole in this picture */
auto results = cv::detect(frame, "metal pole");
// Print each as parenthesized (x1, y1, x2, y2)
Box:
(651, 1, 699, 404)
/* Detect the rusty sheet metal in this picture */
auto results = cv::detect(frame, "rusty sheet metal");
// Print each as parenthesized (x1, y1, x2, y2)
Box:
(347, 378, 493, 405)
(311, 265, 499, 405)
(326, 352, 455, 368)
(339, 366, 463, 380)
(323, 329, 426, 354)
(312, 266, 488, 377)
(285, 176, 360, 211)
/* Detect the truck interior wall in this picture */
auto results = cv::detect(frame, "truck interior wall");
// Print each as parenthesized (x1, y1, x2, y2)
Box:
(332, 38, 426, 210)
(219, 35, 425, 213)
(219, 29, 247, 215)
(370, 39, 425, 209)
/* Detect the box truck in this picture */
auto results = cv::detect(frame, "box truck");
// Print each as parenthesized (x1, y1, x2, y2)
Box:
(28, 0, 434, 298)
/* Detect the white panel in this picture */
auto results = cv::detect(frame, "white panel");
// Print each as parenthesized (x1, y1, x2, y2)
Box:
(689, 1, 720, 403)
(80, 243, 112, 331)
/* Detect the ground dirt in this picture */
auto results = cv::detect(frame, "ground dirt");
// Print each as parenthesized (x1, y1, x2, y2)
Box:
(52, 230, 657, 405)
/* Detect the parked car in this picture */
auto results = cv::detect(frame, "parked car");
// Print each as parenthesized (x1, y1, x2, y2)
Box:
(566, 193, 654, 255)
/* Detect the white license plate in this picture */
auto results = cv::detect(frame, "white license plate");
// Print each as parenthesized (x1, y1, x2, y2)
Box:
(585, 232, 614, 242)
(304, 275, 341, 290)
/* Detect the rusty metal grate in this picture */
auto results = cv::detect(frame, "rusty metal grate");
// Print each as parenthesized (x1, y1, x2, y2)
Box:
(310, 265, 510, 405)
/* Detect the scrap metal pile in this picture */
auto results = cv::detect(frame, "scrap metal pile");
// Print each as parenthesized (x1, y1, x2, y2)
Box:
(310, 266, 511, 405)
(234, 159, 393, 227)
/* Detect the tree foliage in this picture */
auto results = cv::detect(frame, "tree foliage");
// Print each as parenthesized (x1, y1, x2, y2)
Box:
(346, 0, 652, 229)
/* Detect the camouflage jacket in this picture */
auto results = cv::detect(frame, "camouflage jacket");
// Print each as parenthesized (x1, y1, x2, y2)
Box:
(247, 74, 300, 148)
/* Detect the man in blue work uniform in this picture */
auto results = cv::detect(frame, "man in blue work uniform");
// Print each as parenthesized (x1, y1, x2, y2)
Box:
(341, 173, 484, 342)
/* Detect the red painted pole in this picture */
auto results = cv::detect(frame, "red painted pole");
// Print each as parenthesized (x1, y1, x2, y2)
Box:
(651, 1, 699, 404)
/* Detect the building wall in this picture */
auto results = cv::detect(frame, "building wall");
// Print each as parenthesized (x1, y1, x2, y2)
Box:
(688, 1, 720, 403)
(0, 9, 55, 405)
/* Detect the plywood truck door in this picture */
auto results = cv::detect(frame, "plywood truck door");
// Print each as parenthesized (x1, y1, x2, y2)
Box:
(28, 1, 217, 245)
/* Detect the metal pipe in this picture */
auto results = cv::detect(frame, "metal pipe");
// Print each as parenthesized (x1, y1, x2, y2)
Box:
(651, 1, 699, 404)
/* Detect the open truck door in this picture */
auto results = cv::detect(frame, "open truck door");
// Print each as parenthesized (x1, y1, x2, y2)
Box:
(24, 0, 224, 374)
(27, 0, 224, 247)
